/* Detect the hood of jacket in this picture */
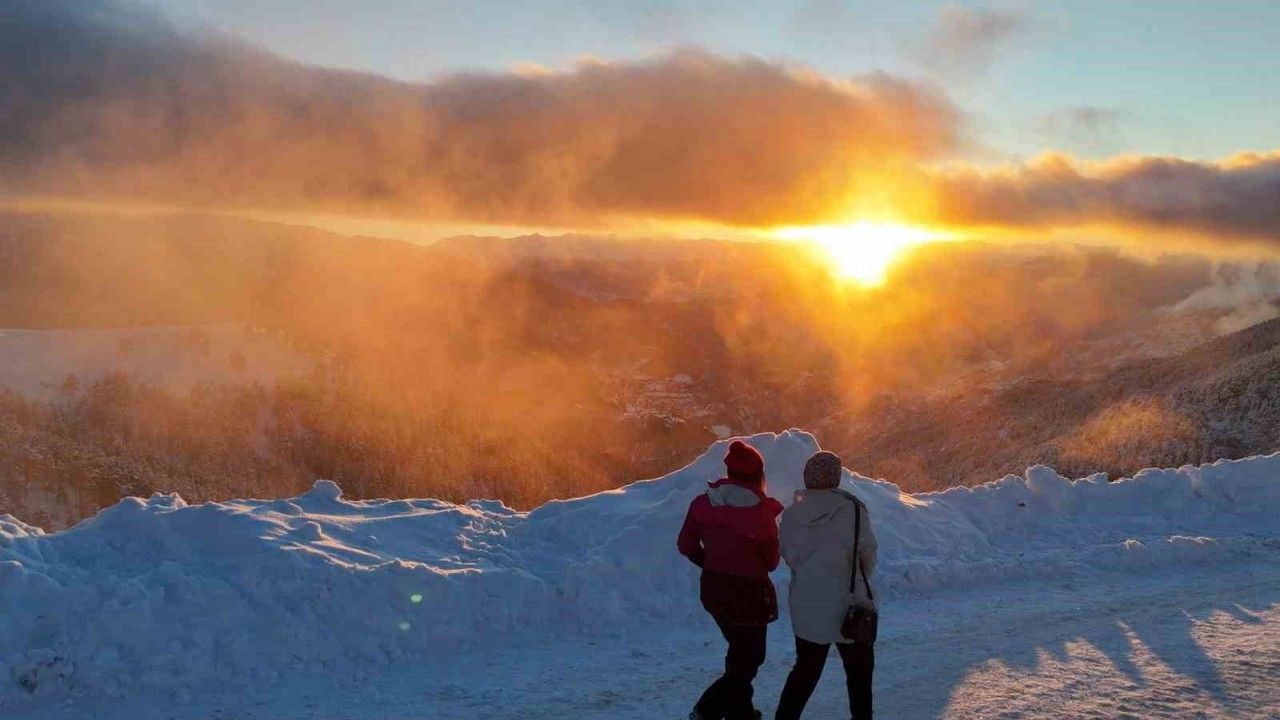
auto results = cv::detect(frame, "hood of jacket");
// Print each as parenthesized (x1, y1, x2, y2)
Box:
(706, 477, 768, 508)
(786, 488, 858, 527)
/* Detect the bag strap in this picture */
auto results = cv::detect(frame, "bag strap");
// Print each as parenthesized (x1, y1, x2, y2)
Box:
(848, 497, 874, 602)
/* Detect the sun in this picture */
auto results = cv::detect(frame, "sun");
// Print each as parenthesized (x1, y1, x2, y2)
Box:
(774, 221, 949, 285)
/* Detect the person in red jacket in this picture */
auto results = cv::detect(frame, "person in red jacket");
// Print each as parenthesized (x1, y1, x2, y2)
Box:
(678, 440, 784, 720)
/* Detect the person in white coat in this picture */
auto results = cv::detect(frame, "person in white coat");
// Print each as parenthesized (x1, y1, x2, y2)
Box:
(775, 451, 877, 720)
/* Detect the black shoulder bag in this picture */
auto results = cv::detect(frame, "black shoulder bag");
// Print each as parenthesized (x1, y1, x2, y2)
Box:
(840, 497, 878, 644)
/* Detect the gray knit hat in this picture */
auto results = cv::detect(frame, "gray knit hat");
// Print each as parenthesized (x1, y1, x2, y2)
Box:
(803, 451, 843, 490)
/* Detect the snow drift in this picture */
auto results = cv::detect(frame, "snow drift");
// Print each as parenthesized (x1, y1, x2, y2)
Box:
(2, 430, 1278, 704)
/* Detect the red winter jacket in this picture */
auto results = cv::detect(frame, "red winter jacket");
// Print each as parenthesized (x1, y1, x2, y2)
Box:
(678, 478, 784, 624)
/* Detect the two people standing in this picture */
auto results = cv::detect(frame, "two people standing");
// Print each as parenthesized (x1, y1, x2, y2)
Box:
(678, 442, 877, 720)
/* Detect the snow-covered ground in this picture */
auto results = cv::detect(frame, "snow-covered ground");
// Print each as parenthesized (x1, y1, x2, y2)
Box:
(0, 325, 314, 400)
(2, 431, 1278, 719)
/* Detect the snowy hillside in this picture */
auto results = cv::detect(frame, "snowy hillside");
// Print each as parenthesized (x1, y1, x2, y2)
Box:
(3, 431, 1279, 718)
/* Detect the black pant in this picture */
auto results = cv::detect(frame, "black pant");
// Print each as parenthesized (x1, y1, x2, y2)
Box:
(775, 636, 874, 720)
(694, 619, 768, 720)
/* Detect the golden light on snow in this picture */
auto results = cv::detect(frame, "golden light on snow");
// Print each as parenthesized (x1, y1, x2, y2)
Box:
(774, 221, 952, 285)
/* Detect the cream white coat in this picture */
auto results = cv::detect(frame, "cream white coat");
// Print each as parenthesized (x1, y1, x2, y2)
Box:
(779, 488, 877, 644)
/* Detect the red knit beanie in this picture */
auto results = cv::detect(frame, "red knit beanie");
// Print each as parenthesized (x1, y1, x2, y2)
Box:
(724, 440, 764, 484)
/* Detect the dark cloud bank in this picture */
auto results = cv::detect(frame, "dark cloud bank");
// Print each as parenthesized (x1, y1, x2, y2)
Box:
(934, 153, 1280, 245)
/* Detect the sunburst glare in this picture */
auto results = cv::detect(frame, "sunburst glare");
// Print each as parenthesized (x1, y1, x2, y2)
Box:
(775, 221, 952, 285)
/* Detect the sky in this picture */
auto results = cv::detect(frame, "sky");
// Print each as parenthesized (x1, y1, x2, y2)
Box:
(153, 0, 1280, 162)
(2, 0, 1278, 265)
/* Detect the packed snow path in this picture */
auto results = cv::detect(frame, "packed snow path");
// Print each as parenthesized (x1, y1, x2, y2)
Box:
(4, 431, 1279, 718)
(401, 557, 1278, 719)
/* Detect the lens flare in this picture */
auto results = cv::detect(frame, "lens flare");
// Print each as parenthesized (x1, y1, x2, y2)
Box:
(775, 221, 951, 285)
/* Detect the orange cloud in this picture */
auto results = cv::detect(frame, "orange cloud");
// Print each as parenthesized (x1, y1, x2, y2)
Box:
(2, 0, 956, 228)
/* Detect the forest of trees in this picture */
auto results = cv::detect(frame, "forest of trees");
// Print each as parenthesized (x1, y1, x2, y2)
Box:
(0, 367, 713, 530)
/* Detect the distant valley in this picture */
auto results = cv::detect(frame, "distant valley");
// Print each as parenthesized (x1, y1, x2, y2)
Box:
(2, 209, 1278, 528)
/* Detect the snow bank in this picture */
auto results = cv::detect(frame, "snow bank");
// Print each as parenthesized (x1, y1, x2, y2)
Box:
(2, 430, 1279, 704)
